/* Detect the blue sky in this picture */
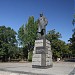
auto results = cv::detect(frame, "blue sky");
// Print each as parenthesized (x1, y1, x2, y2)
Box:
(0, 0, 74, 43)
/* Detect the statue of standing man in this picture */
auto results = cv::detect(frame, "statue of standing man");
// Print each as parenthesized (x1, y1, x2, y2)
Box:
(37, 13, 48, 39)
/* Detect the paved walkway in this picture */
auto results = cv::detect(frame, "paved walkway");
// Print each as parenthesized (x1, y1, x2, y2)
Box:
(0, 62, 75, 75)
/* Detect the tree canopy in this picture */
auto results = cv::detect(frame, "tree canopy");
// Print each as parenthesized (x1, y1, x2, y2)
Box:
(69, 30, 75, 57)
(18, 16, 38, 60)
(18, 16, 38, 49)
(46, 29, 71, 59)
(0, 26, 17, 61)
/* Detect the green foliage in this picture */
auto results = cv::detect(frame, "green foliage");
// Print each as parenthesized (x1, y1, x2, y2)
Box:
(24, 16, 38, 47)
(18, 16, 38, 60)
(56, 52, 61, 58)
(46, 29, 61, 42)
(69, 32, 75, 57)
(28, 51, 33, 61)
(18, 24, 25, 46)
(0, 26, 17, 61)
(18, 16, 38, 48)
(46, 29, 70, 59)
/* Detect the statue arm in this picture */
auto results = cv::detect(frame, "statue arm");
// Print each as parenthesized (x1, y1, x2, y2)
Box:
(44, 18, 48, 26)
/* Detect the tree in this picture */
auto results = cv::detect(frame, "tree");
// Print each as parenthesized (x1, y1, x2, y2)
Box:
(18, 16, 38, 47)
(69, 31, 75, 57)
(46, 29, 69, 60)
(18, 16, 38, 60)
(0, 26, 17, 61)
(18, 24, 25, 47)
(46, 29, 61, 42)
(70, 14, 75, 57)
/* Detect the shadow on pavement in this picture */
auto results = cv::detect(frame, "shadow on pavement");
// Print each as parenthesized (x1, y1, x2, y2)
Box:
(0, 68, 51, 75)
(68, 68, 75, 75)
(64, 58, 75, 62)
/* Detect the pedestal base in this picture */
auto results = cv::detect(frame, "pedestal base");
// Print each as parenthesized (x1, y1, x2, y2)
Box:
(32, 39, 53, 68)
(32, 65, 52, 69)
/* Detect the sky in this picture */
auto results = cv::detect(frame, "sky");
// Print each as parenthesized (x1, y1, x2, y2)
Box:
(0, 0, 74, 43)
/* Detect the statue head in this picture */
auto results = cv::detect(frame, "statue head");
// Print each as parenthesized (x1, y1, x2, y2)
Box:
(40, 13, 43, 17)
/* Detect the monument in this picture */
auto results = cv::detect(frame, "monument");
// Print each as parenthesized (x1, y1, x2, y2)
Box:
(32, 13, 53, 68)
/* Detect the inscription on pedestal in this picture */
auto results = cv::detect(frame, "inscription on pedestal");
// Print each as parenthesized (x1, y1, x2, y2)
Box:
(36, 47, 48, 54)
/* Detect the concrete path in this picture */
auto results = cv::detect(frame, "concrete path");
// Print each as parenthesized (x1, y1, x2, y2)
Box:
(0, 62, 75, 75)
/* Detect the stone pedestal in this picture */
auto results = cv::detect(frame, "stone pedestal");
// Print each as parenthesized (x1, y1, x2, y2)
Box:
(32, 39, 53, 68)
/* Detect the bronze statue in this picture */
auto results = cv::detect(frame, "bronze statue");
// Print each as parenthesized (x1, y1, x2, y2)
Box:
(37, 13, 48, 39)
